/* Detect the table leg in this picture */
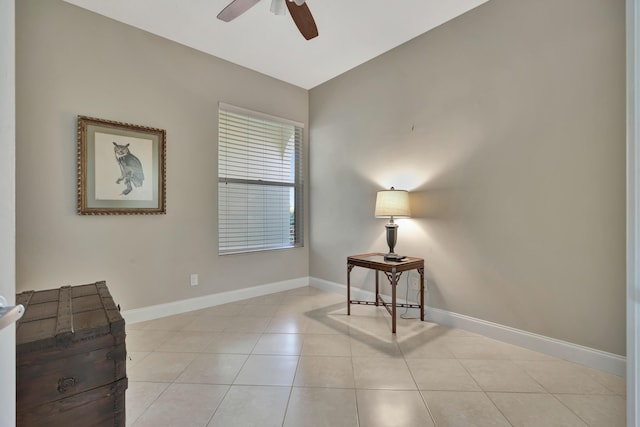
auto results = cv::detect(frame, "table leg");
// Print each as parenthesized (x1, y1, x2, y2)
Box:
(391, 267, 397, 333)
(347, 264, 354, 315)
(418, 267, 425, 321)
(375, 271, 379, 306)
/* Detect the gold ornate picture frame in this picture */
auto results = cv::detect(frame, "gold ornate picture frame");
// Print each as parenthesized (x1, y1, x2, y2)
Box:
(77, 116, 166, 215)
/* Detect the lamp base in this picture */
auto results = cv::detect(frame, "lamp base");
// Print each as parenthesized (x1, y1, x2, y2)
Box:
(384, 221, 404, 261)
(384, 253, 405, 261)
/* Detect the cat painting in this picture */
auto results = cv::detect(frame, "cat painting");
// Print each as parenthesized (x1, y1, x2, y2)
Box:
(113, 141, 144, 195)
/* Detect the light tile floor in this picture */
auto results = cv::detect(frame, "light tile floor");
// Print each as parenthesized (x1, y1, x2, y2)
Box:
(125, 286, 626, 427)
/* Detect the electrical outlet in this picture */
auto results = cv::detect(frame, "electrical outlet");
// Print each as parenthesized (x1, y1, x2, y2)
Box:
(190, 274, 199, 286)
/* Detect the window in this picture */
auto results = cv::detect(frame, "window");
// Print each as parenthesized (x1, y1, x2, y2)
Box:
(218, 103, 304, 255)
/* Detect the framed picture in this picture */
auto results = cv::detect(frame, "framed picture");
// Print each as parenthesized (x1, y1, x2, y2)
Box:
(77, 116, 166, 215)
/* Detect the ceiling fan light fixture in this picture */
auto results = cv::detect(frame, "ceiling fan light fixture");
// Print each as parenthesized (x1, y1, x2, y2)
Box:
(270, 0, 286, 15)
(292, 0, 306, 5)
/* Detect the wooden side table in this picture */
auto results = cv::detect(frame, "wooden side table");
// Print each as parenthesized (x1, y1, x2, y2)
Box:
(347, 253, 424, 333)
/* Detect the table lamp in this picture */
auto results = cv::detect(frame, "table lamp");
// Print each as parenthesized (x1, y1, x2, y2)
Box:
(375, 187, 410, 261)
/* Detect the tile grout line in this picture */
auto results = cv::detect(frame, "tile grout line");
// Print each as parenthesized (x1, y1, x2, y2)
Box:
(403, 350, 439, 426)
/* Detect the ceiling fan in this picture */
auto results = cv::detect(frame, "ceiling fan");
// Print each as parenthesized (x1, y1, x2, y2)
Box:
(217, 0, 319, 40)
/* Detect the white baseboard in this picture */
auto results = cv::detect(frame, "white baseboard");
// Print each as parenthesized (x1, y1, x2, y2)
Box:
(122, 277, 309, 324)
(426, 307, 626, 376)
(309, 277, 626, 376)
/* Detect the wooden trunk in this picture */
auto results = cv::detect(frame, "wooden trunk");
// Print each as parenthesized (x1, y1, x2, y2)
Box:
(16, 281, 127, 427)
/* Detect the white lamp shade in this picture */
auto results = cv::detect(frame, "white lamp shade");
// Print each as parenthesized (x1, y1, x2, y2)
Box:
(375, 188, 410, 218)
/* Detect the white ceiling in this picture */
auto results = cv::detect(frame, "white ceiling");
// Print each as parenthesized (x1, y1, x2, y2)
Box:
(63, 0, 489, 89)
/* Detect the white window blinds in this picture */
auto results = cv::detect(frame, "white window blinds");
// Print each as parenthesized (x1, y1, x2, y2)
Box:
(218, 103, 304, 255)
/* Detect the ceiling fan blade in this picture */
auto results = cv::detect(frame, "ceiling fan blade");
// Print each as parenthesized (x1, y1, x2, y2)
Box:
(285, 0, 318, 40)
(217, 0, 261, 22)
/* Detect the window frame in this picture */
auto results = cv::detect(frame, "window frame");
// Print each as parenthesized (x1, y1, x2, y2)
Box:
(217, 102, 304, 255)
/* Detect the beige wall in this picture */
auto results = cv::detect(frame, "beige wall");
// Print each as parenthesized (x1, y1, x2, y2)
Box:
(309, 0, 626, 355)
(15, 0, 309, 310)
(15, 0, 627, 356)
